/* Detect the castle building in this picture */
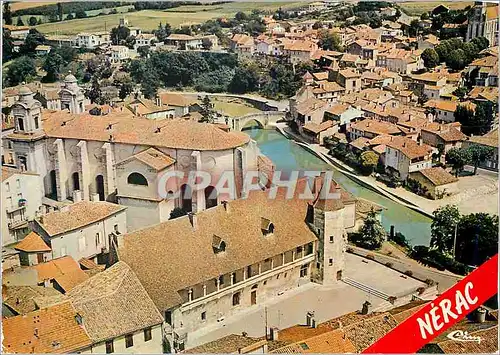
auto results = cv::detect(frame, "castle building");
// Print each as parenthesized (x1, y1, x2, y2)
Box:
(466, 2, 499, 46)
(115, 176, 356, 350)
(6, 80, 263, 232)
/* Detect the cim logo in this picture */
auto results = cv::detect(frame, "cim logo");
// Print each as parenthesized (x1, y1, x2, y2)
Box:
(446, 330, 482, 344)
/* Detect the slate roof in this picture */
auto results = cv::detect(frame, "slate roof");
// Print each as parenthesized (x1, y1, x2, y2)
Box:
(66, 262, 163, 343)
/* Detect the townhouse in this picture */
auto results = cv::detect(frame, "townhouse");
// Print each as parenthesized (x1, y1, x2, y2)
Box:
(385, 136, 434, 180)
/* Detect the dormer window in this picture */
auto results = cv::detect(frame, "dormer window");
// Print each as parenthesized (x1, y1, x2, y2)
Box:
(17, 116, 25, 131)
(212, 235, 226, 254)
(261, 217, 274, 236)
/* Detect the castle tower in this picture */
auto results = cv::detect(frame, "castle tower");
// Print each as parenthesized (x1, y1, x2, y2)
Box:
(59, 72, 85, 114)
(308, 175, 352, 285)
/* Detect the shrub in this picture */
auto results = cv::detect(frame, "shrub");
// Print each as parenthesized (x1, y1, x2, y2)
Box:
(389, 231, 411, 249)
(424, 278, 435, 286)
(366, 254, 375, 260)
(404, 270, 414, 277)
(385, 262, 393, 268)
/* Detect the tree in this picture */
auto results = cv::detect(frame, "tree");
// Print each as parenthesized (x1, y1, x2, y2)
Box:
(369, 17, 382, 29)
(37, 18, 42, 25)
(421, 48, 439, 68)
(110, 26, 130, 45)
(358, 209, 386, 249)
(447, 48, 465, 70)
(452, 86, 468, 100)
(318, 29, 342, 51)
(5, 56, 37, 86)
(87, 78, 103, 104)
(28, 16, 38, 26)
(66, 13, 74, 20)
(454, 104, 475, 133)
(456, 213, 498, 265)
(409, 19, 420, 37)
(446, 147, 471, 177)
(137, 45, 150, 58)
(170, 207, 187, 219)
(75, 9, 87, 19)
(16, 17, 24, 26)
(21, 28, 46, 54)
(201, 38, 213, 50)
(473, 101, 494, 135)
(3, 2, 13, 25)
(360, 151, 378, 175)
(42, 53, 64, 82)
(234, 11, 248, 22)
(470, 36, 489, 52)
(468, 144, 494, 175)
(430, 205, 460, 254)
(420, 12, 430, 20)
(3, 29, 14, 62)
(199, 95, 215, 123)
(57, 2, 64, 21)
(228, 61, 260, 94)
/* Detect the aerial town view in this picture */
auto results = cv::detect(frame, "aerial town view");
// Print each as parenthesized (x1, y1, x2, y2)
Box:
(0, 0, 498, 353)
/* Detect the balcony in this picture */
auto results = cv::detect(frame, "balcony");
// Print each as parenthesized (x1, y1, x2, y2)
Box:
(8, 218, 28, 230)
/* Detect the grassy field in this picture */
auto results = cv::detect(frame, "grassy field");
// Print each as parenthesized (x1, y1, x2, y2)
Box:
(398, 1, 472, 16)
(10, 2, 61, 12)
(35, 2, 304, 35)
(206, 97, 261, 117)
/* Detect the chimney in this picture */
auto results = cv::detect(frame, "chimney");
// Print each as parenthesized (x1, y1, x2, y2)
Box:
(72, 190, 82, 202)
(306, 311, 316, 328)
(132, 104, 138, 116)
(475, 307, 487, 323)
(75, 313, 83, 326)
(43, 278, 51, 288)
(362, 301, 372, 315)
(156, 96, 162, 107)
(188, 212, 198, 230)
(269, 327, 279, 341)
(34, 328, 39, 338)
(221, 200, 229, 212)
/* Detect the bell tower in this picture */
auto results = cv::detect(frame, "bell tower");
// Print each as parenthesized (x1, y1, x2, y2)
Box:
(12, 84, 43, 135)
(59, 72, 85, 114)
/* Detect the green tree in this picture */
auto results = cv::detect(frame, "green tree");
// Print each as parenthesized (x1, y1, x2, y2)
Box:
(201, 37, 213, 50)
(359, 209, 386, 249)
(360, 151, 378, 175)
(421, 48, 439, 68)
(454, 104, 475, 133)
(37, 18, 42, 25)
(473, 101, 494, 135)
(87, 78, 103, 104)
(21, 28, 46, 54)
(452, 86, 468, 100)
(369, 17, 382, 29)
(5, 56, 37, 86)
(199, 95, 215, 123)
(447, 48, 465, 70)
(42, 53, 64, 82)
(468, 144, 494, 175)
(409, 19, 420, 37)
(3, 2, 13, 25)
(318, 29, 342, 51)
(110, 26, 130, 45)
(75, 9, 87, 18)
(28, 16, 38, 26)
(66, 13, 74, 20)
(470, 36, 489, 51)
(420, 12, 430, 20)
(137, 45, 150, 58)
(456, 213, 498, 265)
(57, 2, 64, 21)
(2, 29, 14, 62)
(446, 147, 471, 177)
(16, 17, 24, 26)
(228, 61, 260, 94)
(430, 205, 460, 254)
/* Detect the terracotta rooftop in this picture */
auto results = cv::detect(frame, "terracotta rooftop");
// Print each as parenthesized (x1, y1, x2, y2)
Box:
(339, 68, 361, 79)
(350, 119, 402, 136)
(386, 137, 433, 160)
(312, 71, 329, 81)
(424, 99, 476, 113)
(118, 178, 341, 311)
(313, 81, 345, 94)
(32, 256, 89, 292)
(28, 110, 250, 151)
(296, 97, 327, 116)
(326, 103, 350, 116)
(412, 167, 458, 186)
(272, 329, 356, 353)
(343, 313, 399, 352)
(37, 201, 126, 237)
(67, 262, 163, 343)
(468, 128, 498, 148)
(1, 166, 38, 182)
(438, 325, 498, 353)
(116, 147, 175, 171)
(422, 126, 466, 142)
(350, 137, 370, 150)
(2, 285, 62, 315)
(2, 301, 92, 353)
(14, 232, 51, 253)
(186, 334, 267, 353)
(303, 120, 334, 134)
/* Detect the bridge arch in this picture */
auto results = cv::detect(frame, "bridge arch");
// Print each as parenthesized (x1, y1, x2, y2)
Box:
(233, 112, 286, 131)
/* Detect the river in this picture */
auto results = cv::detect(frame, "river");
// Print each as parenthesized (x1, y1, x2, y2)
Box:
(247, 128, 432, 247)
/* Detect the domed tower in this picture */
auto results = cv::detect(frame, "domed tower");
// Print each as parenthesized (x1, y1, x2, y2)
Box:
(59, 72, 85, 114)
(12, 85, 43, 134)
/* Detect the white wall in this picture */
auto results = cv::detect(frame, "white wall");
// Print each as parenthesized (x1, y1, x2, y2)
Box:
(90, 324, 163, 354)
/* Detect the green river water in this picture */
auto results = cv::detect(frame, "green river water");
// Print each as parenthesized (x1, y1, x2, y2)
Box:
(247, 128, 432, 246)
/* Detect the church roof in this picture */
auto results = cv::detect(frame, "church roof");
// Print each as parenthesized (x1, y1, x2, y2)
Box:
(116, 147, 176, 171)
(35, 110, 250, 151)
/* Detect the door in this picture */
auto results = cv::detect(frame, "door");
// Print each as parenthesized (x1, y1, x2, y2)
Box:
(337, 270, 343, 280)
(96, 175, 105, 201)
(251, 290, 257, 305)
(37, 253, 44, 264)
(49, 170, 57, 199)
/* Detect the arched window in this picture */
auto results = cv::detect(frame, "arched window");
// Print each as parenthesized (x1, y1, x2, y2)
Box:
(180, 184, 192, 212)
(72, 172, 80, 191)
(127, 172, 148, 186)
(205, 186, 218, 209)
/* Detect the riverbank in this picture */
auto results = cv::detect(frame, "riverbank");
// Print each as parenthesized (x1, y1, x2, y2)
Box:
(275, 124, 434, 219)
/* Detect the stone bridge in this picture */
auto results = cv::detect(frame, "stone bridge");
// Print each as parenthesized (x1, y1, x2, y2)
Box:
(232, 112, 286, 131)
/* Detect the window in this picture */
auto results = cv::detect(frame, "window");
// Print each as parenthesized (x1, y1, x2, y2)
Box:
(18, 117, 24, 131)
(105, 340, 114, 353)
(201, 311, 206, 321)
(144, 327, 153, 342)
(127, 172, 148, 186)
(114, 224, 119, 234)
(188, 289, 193, 302)
(165, 311, 172, 325)
(5, 182, 10, 192)
(7, 197, 12, 208)
(78, 235, 86, 252)
(329, 258, 333, 266)
(60, 246, 67, 257)
(219, 275, 224, 286)
(300, 264, 308, 277)
(232, 292, 241, 306)
(329, 236, 334, 243)
(125, 334, 133, 348)
(95, 233, 100, 246)
(34, 116, 39, 129)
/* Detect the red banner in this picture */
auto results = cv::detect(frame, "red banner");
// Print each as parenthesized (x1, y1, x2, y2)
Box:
(363, 254, 498, 353)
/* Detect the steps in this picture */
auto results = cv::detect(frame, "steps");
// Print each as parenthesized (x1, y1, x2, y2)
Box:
(342, 277, 391, 301)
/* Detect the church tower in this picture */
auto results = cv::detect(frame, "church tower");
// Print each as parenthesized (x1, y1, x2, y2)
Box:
(59, 72, 85, 114)
(12, 85, 43, 135)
